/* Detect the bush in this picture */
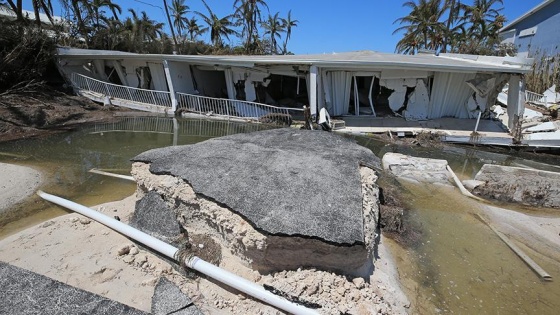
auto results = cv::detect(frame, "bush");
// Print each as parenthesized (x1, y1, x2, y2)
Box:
(0, 20, 56, 93)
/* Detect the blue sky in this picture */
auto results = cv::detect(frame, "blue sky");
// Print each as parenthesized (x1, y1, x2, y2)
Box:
(27, 0, 544, 54)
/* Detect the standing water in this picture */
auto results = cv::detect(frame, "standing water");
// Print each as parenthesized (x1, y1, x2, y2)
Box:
(0, 117, 272, 238)
(356, 136, 560, 314)
(1, 117, 559, 314)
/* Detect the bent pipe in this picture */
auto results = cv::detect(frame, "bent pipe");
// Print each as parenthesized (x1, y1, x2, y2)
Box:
(37, 191, 319, 315)
(446, 165, 485, 202)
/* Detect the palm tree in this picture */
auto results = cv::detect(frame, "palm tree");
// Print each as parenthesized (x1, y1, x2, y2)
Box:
(162, 0, 178, 51)
(123, 9, 164, 53)
(169, 0, 189, 40)
(87, 0, 122, 34)
(393, 0, 447, 54)
(395, 28, 423, 55)
(196, 0, 236, 48)
(280, 10, 298, 54)
(185, 17, 207, 41)
(462, 0, 505, 53)
(261, 12, 284, 54)
(5, 0, 55, 25)
(59, 0, 90, 39)
(233, 0, 268, 52)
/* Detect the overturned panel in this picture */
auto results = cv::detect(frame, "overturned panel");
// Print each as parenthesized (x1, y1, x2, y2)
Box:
(133, 128, 379, 245)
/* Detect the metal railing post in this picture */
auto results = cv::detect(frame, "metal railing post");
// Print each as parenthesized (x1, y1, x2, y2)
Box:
(151, 91, 157, 106)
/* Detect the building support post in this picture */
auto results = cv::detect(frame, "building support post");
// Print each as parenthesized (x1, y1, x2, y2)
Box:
(163, 60, 178, 113)
(507, 74, 525, 131)
(309, 65, 318, 118)
(507, 74, 525, 142)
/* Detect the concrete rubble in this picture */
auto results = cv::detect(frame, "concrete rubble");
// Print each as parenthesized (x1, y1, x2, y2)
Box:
(126, 128, 410, 314)
(151, 277, 203, 315)
(0, 261, 146, 315)
(471, 164, 560, 208)
(381, 152, 452, 185)
(131, 128, 381, 274)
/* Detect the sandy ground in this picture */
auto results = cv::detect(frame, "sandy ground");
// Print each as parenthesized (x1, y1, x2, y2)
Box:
(0, 192, 411, 314)
(0, 162, 42, 214)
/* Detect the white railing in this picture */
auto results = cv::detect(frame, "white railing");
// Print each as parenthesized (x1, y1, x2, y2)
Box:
(176, 92, 303, 121)
(525, 90, 547, 106)
(71, 73, 172, 108)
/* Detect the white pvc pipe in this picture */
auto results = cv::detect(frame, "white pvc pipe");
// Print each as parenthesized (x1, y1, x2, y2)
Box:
(446, 165, 485, 202)
(89, 169, 135, 181)
(473, 111, 482, 133)
(37, 191, 318, 315)
(187, 257, 318, 314)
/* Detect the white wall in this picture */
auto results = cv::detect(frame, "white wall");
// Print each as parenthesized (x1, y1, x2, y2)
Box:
(192, 67, 226, 97)
(120, 60, 150, 88)
(168, 61, 195, 94)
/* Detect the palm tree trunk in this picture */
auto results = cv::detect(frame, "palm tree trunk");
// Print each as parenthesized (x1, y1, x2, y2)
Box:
(442, 0, 456, 53)
(162, 0, 178, 53)
(5, 0, 24, 22)
(32, 1, 42, 26)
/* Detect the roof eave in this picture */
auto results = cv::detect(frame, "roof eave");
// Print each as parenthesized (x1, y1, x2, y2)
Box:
(500, 0, 555, 32)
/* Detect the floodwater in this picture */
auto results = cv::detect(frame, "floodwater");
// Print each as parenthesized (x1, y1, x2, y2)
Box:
(1, 116, 560, 314)
(0, 117, 271, 238)
(356, 136, 560, 314)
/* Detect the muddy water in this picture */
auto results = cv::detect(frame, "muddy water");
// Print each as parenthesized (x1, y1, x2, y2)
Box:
(354, 135, 560, 314)
(2, 118, 560, 314)
(389, 184, 560, 314)
(0, 117, 271, 238)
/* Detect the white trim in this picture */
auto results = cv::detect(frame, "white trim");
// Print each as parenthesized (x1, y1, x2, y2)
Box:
(519, 26, 538, 37)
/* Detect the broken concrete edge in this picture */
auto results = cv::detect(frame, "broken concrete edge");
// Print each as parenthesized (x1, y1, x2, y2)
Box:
(151, 276, 203, 315)
(131, 161, 379, 277)
(132, 161, 378, 246)
(131, 129, 380, 245)
(381, 152, 453, 186)
(473, 164, 560, 208)
(151, 173, 370, 247)
(475, 164, 560, 180)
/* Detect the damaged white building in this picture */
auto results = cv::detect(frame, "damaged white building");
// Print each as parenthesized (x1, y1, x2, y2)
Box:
(56, 48, 533, 130)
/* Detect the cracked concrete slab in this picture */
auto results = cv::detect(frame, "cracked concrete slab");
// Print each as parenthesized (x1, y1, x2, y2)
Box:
(0, 261, 146, 315)
(133, 128, 380, 245)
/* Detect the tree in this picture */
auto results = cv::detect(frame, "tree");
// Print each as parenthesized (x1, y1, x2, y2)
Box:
(195, 0, 236, 48)
(162, 0, 178, 52)
(233, 0, 268, 53)
(169, 0, 189, 40)
(393, 0, 447, 54)
(88, 0, 122, 34)
(394, 0, 506, 55)
(460, 0, 505, 54)
(185, 17, 207, 41)
(5, 0, 55, 26)
(280, 10, 298, 54)
(261, 11, 284, 54)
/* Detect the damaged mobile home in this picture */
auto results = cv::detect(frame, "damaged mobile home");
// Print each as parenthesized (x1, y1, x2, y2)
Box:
(55, 48, 533, 132)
